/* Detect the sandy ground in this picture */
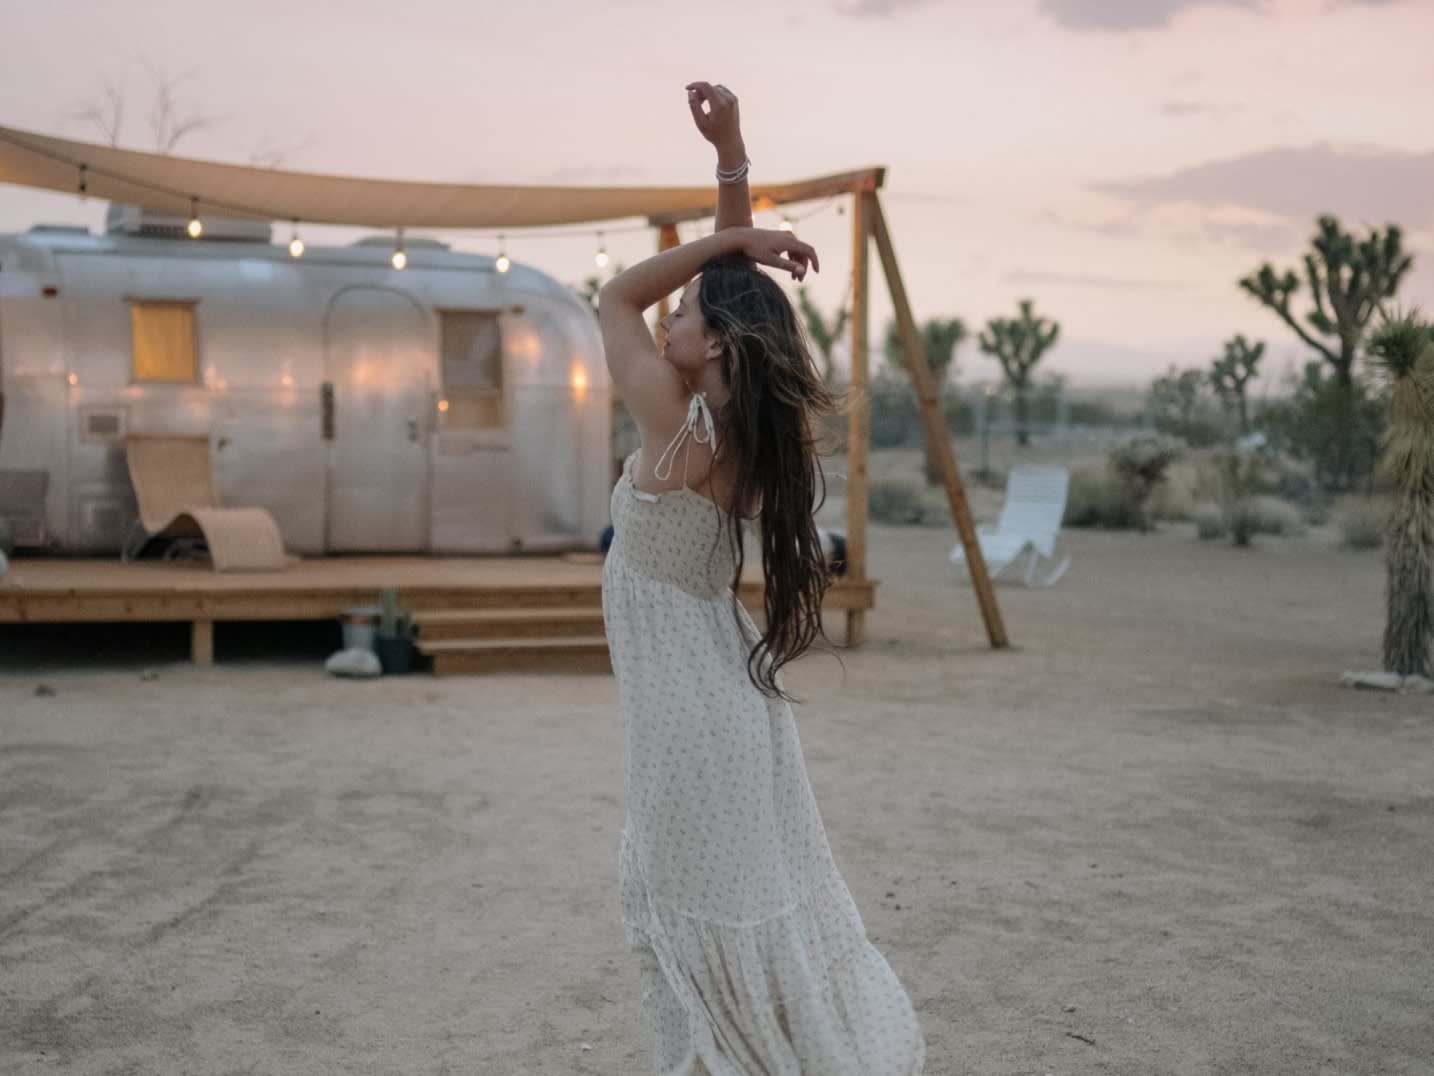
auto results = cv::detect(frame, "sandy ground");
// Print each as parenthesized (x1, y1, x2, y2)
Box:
(2, 520, 1431, 1075)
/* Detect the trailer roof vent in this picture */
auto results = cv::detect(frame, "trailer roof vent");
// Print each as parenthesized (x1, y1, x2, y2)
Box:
(105, 204, 273, 243)
(27, 224, 90, 236)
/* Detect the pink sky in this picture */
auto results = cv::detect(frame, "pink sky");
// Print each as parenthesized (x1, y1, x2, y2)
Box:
(3, 0, 1431, 390)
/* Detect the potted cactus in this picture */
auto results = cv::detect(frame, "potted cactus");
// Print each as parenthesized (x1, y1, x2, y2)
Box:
(373, 587, 415, 675)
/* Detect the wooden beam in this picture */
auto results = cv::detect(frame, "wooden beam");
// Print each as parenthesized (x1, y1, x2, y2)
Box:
(868, 194, 1009, 649)
(648, 167, 886, 227)
(845, 191, 872, 646)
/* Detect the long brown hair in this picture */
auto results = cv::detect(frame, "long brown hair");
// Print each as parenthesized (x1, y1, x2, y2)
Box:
(696, 253, 838, 699)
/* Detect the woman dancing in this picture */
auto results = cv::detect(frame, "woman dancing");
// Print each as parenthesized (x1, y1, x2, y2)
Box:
(598, 80, 925, 1075)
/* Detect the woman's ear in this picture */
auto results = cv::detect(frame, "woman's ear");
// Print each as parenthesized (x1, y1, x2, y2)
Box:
(703, 332, 723, 361)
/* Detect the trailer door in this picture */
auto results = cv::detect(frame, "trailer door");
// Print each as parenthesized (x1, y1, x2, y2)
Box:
(322, 287, 430, 551)
(429, 310, 511, 552)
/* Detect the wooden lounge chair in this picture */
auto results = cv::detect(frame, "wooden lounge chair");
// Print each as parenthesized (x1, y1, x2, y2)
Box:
(123, 433, 287, 572)
(949, 465, 1071, 587)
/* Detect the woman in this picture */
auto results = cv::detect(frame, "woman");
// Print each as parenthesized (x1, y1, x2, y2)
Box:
(599, 81, 925, 1075)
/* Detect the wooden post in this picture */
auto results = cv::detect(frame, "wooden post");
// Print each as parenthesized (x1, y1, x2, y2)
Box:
(192, 619, 214, 665)
(845, 192, 872, 646)
(868, 194, 1009, 649)
(654, 222, 681, 344)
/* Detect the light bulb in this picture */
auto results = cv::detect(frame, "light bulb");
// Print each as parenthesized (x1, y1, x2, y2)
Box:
(187, 197, 203, 238)
(391, 249, 408, 270)
(496, 253, 511, 274)
(595, 232, 609, 269)
(289, 221, 305, 258)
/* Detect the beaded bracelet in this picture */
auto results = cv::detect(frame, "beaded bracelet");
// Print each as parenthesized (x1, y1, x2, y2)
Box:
(716, 157, 751, 185)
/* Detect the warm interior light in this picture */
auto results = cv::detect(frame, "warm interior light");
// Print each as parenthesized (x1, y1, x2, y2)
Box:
(67, 373, 78, 386)
(571, 367, 589, 394)
(281, 374, 294, 388)
(437, 399, 450, 412)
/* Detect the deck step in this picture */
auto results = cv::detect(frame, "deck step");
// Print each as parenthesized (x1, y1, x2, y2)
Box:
(419, 634, 611, 676)
(414, 606, 604, 641)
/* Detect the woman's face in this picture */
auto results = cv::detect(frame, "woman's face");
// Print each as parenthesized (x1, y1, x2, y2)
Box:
(659, 278, 719, 381)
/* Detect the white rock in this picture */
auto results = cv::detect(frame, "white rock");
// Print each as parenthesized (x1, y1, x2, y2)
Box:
(325, 648, 382, 678)
(1341, 670, 1434, 694)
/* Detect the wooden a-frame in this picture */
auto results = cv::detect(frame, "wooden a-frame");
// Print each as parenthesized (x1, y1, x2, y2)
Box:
(651, 175, 1008, 650)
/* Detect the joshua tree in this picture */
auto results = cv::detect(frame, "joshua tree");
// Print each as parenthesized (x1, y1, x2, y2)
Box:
(1241, 216, 1411, 390)
(1209, 335, 1264, 435)
(979, 300, 1059, 446)
(1241, 216, 1411, 489)
(883, 316, 965, 385)
(1366, 313, 1434, 679)
(797, 287, 849, 388)
(883, 316, 966, 483)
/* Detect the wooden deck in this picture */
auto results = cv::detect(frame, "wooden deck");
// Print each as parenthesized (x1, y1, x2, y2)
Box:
(0, 555, 877, 668)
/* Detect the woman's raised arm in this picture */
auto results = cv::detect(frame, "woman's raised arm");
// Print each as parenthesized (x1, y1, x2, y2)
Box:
(687, 81, 752, 232)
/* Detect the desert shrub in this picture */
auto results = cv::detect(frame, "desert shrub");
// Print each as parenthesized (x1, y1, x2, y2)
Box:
(1334, 497, 1386, 550)
(1194, 502, 1226, 540)
(1261, 363, 1387, 492)
(1109, 435, 1184, 532)
(1249, 496, 1305, 537)
(868, 477, 927, 525)
(1064, 467, 1142, 529)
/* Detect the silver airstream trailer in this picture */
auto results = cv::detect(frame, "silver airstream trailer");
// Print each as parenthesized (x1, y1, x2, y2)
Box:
(0, 207, 612, 555)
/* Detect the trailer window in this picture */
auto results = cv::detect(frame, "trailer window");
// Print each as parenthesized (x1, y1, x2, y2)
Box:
(439, 312, 503, 429)
(130, 301, 198, 383)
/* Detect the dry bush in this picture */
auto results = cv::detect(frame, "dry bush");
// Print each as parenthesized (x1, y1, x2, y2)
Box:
(868, 478, 928, 525)
(1064, 467, 1142, 530)
(1193, 502, 1226, 540)
(1334, 496, 1388, 550)
(1248, 496, 1306, 537)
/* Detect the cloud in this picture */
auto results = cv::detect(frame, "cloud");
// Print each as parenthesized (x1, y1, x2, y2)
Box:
(1160, 99, 1246, 119)
(1093, 143, 1434, 230)
(1003, 269, 1192, 291)
(1037, 0, 1262, 31)
(832, 0, 936, 16)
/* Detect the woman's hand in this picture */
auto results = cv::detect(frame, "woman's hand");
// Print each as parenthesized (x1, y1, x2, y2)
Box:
(731, 227, 819, 282)
(686, 81, 743, 154)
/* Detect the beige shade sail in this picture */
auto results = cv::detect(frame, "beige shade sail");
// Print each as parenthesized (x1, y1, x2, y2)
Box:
(0, 123, 883, 229)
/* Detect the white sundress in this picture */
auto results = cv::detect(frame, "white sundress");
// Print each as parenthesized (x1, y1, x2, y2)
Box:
(601, 394, 926, 1075)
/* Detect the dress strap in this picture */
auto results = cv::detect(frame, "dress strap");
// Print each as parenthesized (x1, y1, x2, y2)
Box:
(653, 393, 716, 487)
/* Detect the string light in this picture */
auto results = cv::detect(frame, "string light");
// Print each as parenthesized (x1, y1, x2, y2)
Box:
(391, 227, 407, 270)
(779, 215, 794, 233)
(288, 220, 305, 258)
(594, 231, 609, 269)
(186, 197, 203, 238)
(495, 234, 511, 274)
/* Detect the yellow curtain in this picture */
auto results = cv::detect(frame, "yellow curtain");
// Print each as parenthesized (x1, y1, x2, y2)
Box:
(131, 304, 197, 382)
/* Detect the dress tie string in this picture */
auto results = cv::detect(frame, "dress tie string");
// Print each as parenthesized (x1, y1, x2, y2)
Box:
(654, 393, 716, 484)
